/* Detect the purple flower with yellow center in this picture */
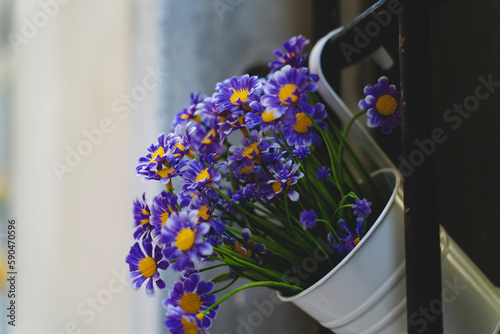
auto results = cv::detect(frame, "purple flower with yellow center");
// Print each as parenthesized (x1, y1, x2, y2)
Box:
(160, 209, 213, 271)
(214, 74, 263, 115)
(244, 100, 284, 133)
(151, 191, 178, 237)
(300, 209, 318, 229)
(225, 228, 266, 264)
(139, 158, 188, 189)
(352, 198, 372, 218)
(189, 189, 226, 235)
(282, 102, 327, 147)
(195, 118, 225, 160)
(163, 274, 218, 327)
(132, 193, 152, 239)
(359, 76, 401, 134)
(265, 160, 304, 201)
(167, 125, 196, 159)
(126, 238, 169, 297)
(328, 218, 364, 257)
(172, 92, 205, 129)
(316, 166, 331, 182)
(228, 131, 275, 177)
(261, 65, 318, 119)
(181, 153, 225, 193)
(268, 35, 310, 72)
(164, 305, 209, 334)
(136, 133, 168, 173)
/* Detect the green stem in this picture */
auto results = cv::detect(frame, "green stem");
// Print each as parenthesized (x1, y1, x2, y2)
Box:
(203, 281, 303, 315)
(212, 277, 239, 294)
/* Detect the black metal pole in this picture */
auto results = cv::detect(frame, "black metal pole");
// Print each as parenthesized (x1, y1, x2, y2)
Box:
(399, 1, 443, 333)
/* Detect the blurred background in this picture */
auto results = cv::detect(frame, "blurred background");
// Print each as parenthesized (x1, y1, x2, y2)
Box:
(0, 0, 499, 333)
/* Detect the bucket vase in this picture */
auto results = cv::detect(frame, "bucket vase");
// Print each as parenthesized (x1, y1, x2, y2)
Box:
(278, 168, 500, 334)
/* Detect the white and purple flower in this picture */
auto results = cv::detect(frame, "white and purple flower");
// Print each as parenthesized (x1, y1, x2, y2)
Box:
(359, 76, 401, 134)
(160, 209, 213, 271)
(126, 238, 169, 297)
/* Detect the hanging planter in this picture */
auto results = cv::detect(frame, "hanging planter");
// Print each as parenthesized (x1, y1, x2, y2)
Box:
(277, 28, 500, 334)
(278, 167, 500, 333)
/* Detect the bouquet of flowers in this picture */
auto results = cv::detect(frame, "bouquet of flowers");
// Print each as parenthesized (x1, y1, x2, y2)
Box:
(126, 35, 401, 333)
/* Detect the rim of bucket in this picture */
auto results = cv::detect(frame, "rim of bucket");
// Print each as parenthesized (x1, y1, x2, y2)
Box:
(278, 167, 402, 302)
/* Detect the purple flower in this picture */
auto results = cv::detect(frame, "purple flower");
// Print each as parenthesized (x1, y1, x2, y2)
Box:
(300, 209, 318, 229)
(264, 159, 304, 201)
(181, 153, 225, 193)
(189, 189, 226, 235)
(328, 218, 364, 257)
(126, 238, 169, 297)
(228, 131, 277, 178)
(352, 198, 372, 218)
(214, 74, 263, 115)
(163, 274, 218, 327)
(136, 133, 168, 173)
(292, 146, 311, 160)
(160, 210, 213, 271)
(138, 157, 188, 187)
(261, 65, 318, 119)
(151, 191, 179, 238)
(167, 125, 196, 159)
(224, 228, 266, 264)
(316, 166, 331, 182)
(231, 184, 258, 206)
(171, 92, 205, 130)
(359, 76, 401, 134)
(281, 101, 327, 148)
(244, 100, 284, 133)
(132, 193, 152, 239)
(164, 305, 209, 334)
(268, 35, 310, 72)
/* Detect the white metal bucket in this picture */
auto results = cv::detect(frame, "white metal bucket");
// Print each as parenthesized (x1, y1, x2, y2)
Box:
(278, 168, 500, 333)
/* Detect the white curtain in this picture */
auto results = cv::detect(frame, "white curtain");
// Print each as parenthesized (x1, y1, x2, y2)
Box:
(10, 0, 160, 333)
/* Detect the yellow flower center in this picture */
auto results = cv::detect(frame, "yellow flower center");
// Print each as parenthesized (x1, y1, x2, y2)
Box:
(230, 88, 250, 105)
(376, 95, 397, 116)
(195, 168, 210, 183)
(149, 147, 165, 163)
(180, 292, 202, 314)
(262, 110, 277, 122)
(279, 84, 299, 105)
(175, 228, 195, 251)
(272, 182, 282, 193)
(156, 167, 175, 178)
(201, 129, 217, 145)
(354, 237, 360, 246)
(160, 210, 170, 226)
(235, 242, 253, 257)
(181, 317, 199, 334)
(242, 142, 260, 159)
(293, 113, 312, 133)
(240, 162, 255, 175)
(197, 206, 210, 221)
(138, 256, 157, 278)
